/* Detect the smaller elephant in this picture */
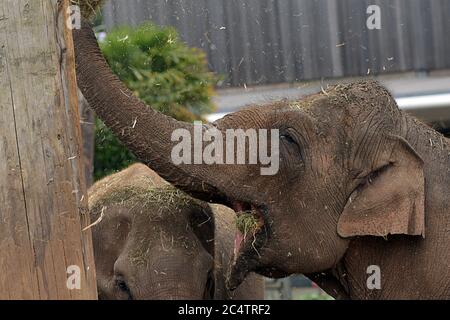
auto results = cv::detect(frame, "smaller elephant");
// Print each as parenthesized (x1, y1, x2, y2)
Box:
(88, 163, 264, 300)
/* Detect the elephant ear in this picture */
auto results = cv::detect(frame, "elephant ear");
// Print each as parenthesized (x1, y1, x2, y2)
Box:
(188, 204, 216, 299)
(189, 205, 215, 257)
(337, 135, 425, 238)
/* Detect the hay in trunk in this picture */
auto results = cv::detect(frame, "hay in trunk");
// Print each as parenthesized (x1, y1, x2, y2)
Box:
(235, 211, 259, 236)
(72, 0, 105, 19)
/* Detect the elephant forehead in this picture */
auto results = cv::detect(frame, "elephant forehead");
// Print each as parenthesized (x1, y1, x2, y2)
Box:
(127, 231, 205, 267)
(288, 80, 398, 117)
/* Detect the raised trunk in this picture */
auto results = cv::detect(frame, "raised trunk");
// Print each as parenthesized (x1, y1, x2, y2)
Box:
(73, 21, 223, 201)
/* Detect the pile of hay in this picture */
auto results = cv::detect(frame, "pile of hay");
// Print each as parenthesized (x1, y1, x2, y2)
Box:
(89, 185, 197, 218)
(71, 0, 105, 19)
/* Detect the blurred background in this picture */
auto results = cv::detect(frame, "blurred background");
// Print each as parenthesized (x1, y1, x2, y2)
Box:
(81, 0, 450, 299)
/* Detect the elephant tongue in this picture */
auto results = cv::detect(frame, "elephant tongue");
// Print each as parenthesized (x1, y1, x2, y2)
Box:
(234, 231, 245, 257)
(232, 201, 247, 257)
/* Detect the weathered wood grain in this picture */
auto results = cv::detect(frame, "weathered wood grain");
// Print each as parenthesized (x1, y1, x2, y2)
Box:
(0, 0, 97, 299)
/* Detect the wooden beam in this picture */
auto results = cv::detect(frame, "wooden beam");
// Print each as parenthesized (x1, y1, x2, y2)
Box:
(0, 0, 97, 299)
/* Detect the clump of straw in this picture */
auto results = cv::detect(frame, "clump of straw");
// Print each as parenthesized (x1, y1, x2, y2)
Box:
(235, 212, 259, 236)
(71, 0, 105, 19)
(89, 185, 196, 218)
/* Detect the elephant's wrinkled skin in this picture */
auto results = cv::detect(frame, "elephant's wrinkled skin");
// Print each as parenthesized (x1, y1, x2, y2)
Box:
(75, 22, 450, 299)
(89, 164, 264, 300)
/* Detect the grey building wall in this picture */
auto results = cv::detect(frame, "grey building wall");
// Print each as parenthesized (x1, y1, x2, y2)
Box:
(102, 0, 450, 87)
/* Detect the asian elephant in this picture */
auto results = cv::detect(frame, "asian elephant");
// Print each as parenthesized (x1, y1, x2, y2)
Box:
(89, 163, 264, 300)
(74, 22, 450, 299)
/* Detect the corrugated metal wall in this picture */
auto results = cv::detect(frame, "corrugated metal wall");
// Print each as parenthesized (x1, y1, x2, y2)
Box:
(102, 0, 450, 87)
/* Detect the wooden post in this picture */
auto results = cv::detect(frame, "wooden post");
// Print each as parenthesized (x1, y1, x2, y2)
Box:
(0, 0, 97, 299)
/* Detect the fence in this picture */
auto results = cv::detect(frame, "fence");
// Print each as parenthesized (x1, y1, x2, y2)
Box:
(102, 0, 450, 87)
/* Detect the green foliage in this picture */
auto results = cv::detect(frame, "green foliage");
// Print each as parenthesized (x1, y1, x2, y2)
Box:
(94, 119, 136, 181)
(94, 23, 219, 180)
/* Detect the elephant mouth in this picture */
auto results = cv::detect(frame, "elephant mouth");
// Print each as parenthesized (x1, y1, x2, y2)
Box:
(226, 201, 272, 290)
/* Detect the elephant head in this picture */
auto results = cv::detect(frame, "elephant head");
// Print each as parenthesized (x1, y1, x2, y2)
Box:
(205, 84, 426, 289)
(75, 22, 437, 295)
(89, 164, 216, 299)
(89, 164, 264, 299)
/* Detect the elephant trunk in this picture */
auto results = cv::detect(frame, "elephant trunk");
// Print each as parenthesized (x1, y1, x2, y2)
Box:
(73, 21, 224, 201)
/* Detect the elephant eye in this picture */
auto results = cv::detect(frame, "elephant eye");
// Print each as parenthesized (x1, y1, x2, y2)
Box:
(281, 133, 296, 144)
(280, 128, 304, 165)
(115, 276, 133, 299)
(280, 130, 301, 152)
(117, 279, 128, 291)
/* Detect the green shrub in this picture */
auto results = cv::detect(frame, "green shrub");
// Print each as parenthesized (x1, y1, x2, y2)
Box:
(94, 119, 136, 180)
(94, 23, 219, 180)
